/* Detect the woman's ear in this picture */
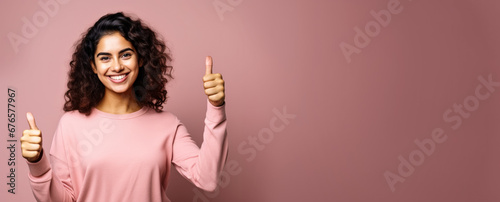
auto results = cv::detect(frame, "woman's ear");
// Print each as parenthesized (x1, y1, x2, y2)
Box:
(91, 60, 97, 74)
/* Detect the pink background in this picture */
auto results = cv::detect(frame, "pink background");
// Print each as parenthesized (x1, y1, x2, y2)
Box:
(1, 0, 500, 201)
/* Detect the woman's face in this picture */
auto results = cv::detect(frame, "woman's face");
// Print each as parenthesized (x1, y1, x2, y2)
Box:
(91, 31, 141, 96)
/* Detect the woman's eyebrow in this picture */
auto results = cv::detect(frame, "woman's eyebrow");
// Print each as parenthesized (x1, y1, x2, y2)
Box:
(96, 48, 135, 57)
(119, 48, 135, 54)
(96, 52, 111, 57)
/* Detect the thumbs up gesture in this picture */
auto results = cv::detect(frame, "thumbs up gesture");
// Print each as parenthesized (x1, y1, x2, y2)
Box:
(203, 56, 225, 107)
(21, 112, 43, 162)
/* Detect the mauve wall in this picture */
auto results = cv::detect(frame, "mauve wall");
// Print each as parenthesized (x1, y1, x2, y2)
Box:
(1, 0, 499, 201)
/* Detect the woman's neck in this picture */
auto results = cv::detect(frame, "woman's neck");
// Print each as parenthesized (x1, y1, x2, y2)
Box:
(96, 89, 142, 114)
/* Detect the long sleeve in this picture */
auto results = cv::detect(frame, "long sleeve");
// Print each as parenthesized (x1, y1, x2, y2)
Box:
(171, 99, 229, 192)
(26, 117, 76, 202)
(24, 101, 226, 201)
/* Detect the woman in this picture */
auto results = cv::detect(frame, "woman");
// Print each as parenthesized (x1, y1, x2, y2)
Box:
(21, 12, 228, 202)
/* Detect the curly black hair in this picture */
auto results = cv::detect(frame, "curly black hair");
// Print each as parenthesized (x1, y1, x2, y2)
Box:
(64, 12, 173, 116)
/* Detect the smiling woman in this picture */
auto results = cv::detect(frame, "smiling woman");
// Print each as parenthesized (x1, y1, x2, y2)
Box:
(64, 12, 174, 115)
(20, 12, 228, 202)
(91, 32, 142, 113)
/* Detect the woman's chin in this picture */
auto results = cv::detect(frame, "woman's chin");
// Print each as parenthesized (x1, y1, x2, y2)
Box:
(106, 87, 133, 95)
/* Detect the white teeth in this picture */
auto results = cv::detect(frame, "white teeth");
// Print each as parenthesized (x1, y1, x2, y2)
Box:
(110, 74, 126, 80)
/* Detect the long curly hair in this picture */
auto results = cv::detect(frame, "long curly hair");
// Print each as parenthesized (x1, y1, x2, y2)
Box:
(64, 12, 173, 116)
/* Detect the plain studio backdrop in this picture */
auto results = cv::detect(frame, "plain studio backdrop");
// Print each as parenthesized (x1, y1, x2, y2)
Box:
(1, 0, 499, 201)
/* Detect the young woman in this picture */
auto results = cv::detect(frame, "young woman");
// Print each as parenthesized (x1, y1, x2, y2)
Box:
(21, 12, 228, 202)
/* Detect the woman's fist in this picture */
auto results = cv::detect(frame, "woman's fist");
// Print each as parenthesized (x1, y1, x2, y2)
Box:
(203, 56, 225, 107)
(21, 112, 43, 163)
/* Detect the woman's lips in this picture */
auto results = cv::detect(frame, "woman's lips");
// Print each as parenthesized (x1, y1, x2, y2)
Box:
(108, 73, 128, 83)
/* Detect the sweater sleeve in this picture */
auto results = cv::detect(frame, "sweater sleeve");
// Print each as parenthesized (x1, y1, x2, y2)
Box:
(171, 99, 229, 192)
(26, 116, 76, 202)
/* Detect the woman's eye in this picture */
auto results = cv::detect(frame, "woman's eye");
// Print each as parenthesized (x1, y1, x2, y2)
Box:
(100, 57, 110, 61)
(122, 53, 132, 59)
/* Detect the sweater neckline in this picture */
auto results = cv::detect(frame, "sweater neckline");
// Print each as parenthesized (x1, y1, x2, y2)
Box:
(92, 106, 149, 119)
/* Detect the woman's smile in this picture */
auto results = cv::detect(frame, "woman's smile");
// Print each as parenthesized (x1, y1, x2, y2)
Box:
(108, 73, 129, 83)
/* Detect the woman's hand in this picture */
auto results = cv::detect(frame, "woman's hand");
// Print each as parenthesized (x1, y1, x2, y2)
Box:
(203, 56, 225, 107)
(21, 112, 43, 163)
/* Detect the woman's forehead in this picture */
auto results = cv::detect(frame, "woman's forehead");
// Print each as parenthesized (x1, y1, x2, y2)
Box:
(96, 32, 134, 53)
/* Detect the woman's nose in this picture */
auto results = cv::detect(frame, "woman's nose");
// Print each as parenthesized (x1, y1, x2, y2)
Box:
(111, 59, 124, 72)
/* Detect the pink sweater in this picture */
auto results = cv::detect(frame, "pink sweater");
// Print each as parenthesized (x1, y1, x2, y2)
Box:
(26, 99, 228, 202)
